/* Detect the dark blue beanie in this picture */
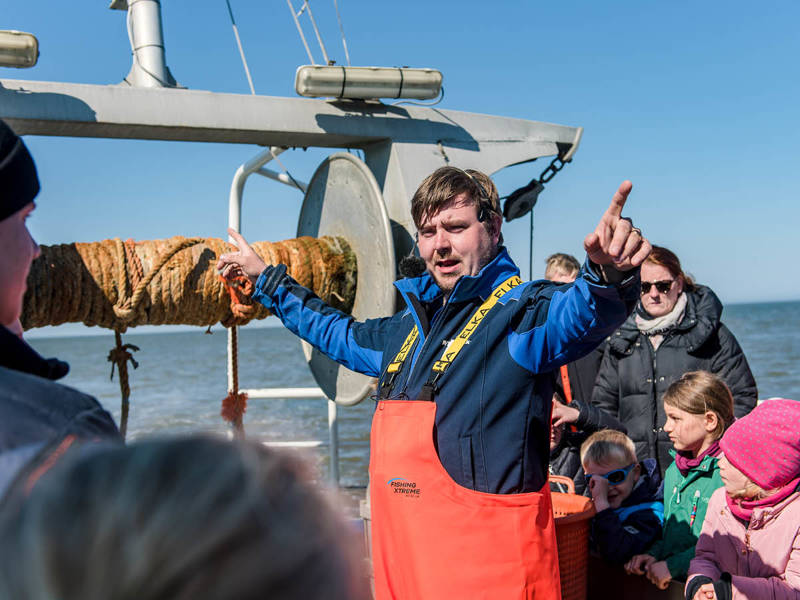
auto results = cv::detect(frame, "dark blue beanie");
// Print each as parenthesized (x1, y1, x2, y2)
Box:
(0, 119, 40, 221)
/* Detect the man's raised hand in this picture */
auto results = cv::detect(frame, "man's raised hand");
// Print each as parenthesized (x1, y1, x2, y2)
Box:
(216, 228, 267, 285)
(584, 181, 651, 272)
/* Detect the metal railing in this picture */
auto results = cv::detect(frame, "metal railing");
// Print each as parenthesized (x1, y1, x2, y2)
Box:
(226, 149, 341, 485)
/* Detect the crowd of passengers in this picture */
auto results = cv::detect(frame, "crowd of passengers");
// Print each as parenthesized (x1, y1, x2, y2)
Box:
(546, 250, 799, 599)
(0, 114, 796, 599)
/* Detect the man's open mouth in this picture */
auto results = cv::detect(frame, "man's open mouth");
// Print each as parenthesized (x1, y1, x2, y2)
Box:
(436, 259, 460, 272)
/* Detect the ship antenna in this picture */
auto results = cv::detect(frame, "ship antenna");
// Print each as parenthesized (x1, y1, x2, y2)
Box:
(224, 0, 256, 94)
(301, 1, 331, 65)
(286, 0, 317, 64)
(332, 0, 351, 66)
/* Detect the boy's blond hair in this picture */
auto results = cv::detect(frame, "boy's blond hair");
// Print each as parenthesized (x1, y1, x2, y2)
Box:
(580, 430, 637, 467)
(544, 253, 580, 281)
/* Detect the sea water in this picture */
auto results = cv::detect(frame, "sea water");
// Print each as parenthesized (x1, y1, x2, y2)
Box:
(27, 300, 800, 491)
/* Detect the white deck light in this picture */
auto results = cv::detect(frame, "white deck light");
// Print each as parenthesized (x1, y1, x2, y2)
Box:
(295, 65, 442, 100)
(0, 31, 39, 68)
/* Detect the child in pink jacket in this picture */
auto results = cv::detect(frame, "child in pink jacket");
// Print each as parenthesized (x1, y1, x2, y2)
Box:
(686, 398, 800, 600)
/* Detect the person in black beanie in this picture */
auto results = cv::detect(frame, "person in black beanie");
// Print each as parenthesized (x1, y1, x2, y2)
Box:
(0, 119, 120, 508)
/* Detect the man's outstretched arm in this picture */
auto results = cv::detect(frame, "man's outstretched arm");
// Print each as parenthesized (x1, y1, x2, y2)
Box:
(217, 230, 389, 377)
(507, 181, 650, 374)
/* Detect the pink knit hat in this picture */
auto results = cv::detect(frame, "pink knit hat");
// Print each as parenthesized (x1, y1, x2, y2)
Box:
(720, 398, 800, 490)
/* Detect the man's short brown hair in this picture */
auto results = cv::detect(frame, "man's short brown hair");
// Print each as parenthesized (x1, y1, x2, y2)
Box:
(411, 167, 502, 240)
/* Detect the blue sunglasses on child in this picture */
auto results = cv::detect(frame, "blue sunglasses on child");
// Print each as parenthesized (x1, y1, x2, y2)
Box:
(584, 463, 636, 486)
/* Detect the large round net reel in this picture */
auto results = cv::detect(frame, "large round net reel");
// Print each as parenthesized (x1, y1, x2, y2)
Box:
(297, 153, 395, 406)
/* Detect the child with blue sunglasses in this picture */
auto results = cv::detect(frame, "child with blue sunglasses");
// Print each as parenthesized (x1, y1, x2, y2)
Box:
(581, 429, 664, 564)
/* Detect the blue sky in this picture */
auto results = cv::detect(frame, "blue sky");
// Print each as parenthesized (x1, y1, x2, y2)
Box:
(4, 1, 799, 339)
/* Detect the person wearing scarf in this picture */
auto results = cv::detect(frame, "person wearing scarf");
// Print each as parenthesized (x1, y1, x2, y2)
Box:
(593, 245, 758, 477)
(626, 370, 734, 589)
(686, 398, 800, 600)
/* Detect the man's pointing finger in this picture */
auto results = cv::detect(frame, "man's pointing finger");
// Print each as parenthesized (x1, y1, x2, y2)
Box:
(605, 180, 633, 219)
(226, 227, 250, 250)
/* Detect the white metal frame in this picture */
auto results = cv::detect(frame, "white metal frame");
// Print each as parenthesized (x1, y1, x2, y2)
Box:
(226, 147, 339, 486)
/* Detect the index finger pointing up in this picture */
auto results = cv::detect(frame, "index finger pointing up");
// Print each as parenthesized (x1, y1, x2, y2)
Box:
(605, 180, 633, 219)
(226, 227, 249, 250)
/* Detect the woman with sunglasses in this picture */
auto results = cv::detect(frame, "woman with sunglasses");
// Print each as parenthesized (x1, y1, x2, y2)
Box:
(592, 246, 757, 478)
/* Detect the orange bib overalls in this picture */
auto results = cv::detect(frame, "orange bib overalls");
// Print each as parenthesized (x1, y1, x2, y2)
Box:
(369, 276, 562, 599)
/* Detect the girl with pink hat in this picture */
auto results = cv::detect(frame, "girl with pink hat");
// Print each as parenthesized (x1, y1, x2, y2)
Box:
(686, 398, 800, 600)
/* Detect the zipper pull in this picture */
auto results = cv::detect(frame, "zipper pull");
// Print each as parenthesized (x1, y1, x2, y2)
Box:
(674, 486, 680, 504)
(689, 490, 701, 527)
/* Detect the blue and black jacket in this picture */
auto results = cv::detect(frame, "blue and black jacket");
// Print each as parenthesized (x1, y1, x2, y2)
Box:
(590, 458, 665, 564)
(253, 247, 639, 494)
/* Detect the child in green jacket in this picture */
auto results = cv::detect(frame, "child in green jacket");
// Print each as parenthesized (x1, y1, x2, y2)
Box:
(624, 371, 734, 589)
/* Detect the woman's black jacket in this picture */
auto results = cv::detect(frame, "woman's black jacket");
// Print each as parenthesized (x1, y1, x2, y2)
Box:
(591, 285, 757, 476)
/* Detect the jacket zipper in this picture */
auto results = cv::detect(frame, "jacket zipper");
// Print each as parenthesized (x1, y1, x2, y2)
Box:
(403, 299, 452, 392)
(648, 342, 659, 435)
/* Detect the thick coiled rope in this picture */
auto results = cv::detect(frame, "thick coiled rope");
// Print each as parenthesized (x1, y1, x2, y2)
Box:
(21, 235, 357, 331)
(20, 235, 357, 438)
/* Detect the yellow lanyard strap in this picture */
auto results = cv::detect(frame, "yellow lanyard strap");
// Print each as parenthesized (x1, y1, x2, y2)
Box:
(381, 275, 521, 400)
(431, 275, 521, 373)
(387, 327, 419, 374)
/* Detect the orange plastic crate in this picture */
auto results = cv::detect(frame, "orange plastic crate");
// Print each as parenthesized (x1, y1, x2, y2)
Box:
(551, 476, 595, 600)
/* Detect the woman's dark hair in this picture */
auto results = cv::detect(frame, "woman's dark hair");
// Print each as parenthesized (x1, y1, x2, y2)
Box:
(644, 245, 695, 291)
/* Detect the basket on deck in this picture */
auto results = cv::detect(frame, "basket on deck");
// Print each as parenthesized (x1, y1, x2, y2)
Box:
(551, 475, 595, 600)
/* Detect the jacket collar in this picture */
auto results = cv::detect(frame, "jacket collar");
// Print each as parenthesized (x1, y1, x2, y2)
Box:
(394, 246, 520, 306)
(0, 325, 69, 381)
(749, 490, 800, 529)
(608, 285, 723, 355)
(624, 457, 663, 507)
(668, 448, 718, 476)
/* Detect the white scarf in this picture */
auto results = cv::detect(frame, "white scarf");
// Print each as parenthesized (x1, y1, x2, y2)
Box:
(635, 292, 687, 349)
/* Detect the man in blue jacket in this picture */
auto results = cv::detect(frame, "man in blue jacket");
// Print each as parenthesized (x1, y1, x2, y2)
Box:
(218, 166, 650, 597)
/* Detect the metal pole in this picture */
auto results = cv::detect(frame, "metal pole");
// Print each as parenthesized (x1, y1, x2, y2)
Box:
(226, 147, 284, 398)
(126, 0, 172, 87)
(224, 0, 256, 95)
(328, 399, 340, 486)
(529, 208, 535, 281)
(303, 0, 331, 65)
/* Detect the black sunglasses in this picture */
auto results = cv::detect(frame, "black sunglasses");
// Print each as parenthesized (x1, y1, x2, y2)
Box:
(640, 279, 674, 294)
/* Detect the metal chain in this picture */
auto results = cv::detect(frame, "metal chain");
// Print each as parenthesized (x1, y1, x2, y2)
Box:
(538, 155, 568, 184)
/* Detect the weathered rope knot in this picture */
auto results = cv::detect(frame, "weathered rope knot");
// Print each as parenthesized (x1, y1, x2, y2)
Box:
(113, 236, 206, 323)
(221, 325, 247, 438)
(107, 330, 140, 440)
(219, 274, 260, 328)
(221, 391, 249, 430)
(107, 343, 140, 381)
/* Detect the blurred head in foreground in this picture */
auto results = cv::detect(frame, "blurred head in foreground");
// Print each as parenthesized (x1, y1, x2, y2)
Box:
(0, 436, 368, 600)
